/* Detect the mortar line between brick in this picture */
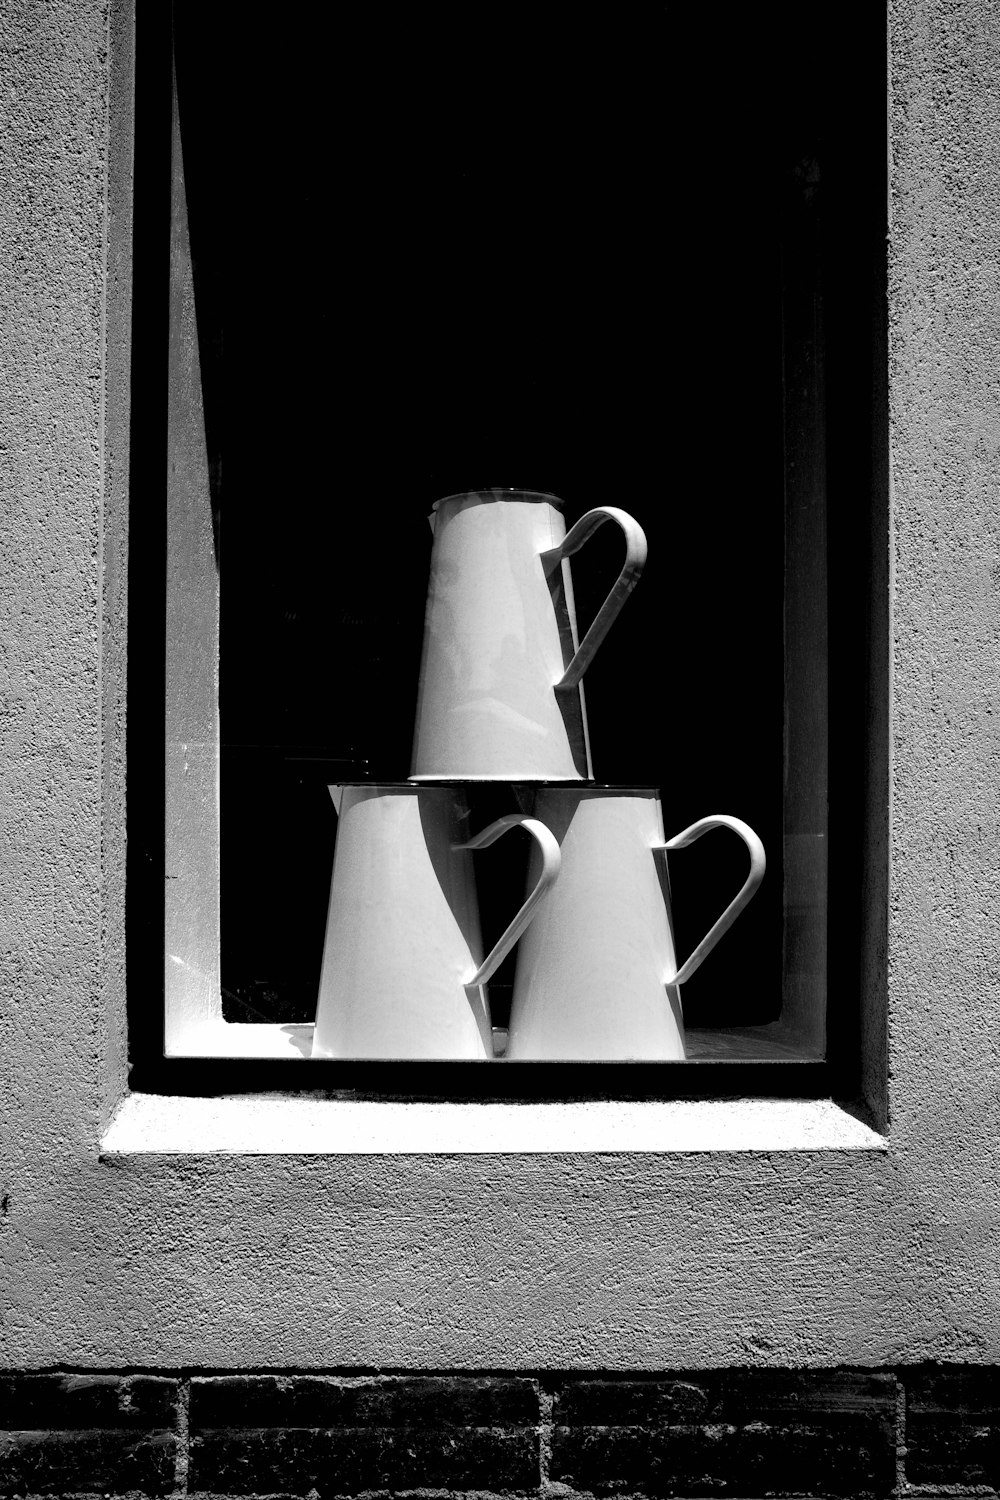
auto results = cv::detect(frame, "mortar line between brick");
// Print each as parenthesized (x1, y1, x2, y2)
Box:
(537, 1378, 554, 1495)
(895, 1371, 907, 1496)
(173, 1373, 191, 1497)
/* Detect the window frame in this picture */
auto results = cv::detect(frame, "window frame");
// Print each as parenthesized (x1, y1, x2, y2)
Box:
(128, 3, 888, 1105)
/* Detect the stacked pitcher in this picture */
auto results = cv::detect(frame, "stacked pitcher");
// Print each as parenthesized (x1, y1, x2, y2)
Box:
(312, 489, 765, 1060)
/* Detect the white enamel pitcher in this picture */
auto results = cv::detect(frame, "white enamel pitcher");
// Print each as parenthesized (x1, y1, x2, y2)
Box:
(312, 785, 560, 1059)
(410, 489, 647, 781)
(505, 788, 765, 1061)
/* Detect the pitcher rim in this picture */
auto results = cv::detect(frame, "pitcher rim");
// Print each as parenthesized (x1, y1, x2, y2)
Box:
(432, 487, 565, 512)
(329, 780, 661, 794)
(530, 784, 662, 797)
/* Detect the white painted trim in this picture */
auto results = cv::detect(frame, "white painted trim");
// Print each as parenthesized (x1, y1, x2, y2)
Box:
(101, 1095, 886, 1156)
(163, 1020, 313, 1058)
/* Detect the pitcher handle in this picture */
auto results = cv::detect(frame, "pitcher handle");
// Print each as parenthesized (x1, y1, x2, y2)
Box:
(541, 506, 648, 689)
(454, 815, 561, 987)
(654, 815, 766, 986)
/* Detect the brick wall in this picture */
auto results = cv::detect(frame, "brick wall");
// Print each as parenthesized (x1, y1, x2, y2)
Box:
(0, 1367, 995, 1497)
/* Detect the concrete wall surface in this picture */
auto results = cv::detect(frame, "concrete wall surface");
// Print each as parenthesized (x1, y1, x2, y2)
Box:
(0, 0, 998, 1394)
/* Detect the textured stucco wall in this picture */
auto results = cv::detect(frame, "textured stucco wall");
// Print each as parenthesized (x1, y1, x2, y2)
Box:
(1, 0, 123, 1177)
(887, 2, 1000, 1162)
(886, 4, 1000, 1367)
(100, 0, 134, 1132)
(0, 0, 998, 1373)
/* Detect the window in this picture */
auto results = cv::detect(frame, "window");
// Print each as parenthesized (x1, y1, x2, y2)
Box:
(129, 6, 885, 1094)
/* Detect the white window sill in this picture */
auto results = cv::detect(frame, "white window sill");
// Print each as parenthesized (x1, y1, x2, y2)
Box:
(101, 1094, 885, 1156)
(165, 1021, 315, 1058)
